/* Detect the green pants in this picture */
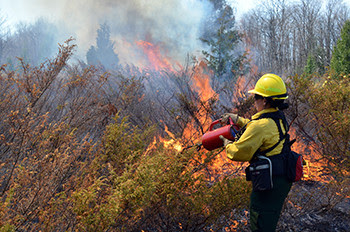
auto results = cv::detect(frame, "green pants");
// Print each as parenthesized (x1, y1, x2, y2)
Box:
(250, 176, 292, 232)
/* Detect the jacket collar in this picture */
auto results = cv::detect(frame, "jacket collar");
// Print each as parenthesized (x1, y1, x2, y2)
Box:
(251, 108, 279, 120)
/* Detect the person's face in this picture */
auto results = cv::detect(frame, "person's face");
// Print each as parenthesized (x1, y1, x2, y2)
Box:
(254, 94, 266, 112)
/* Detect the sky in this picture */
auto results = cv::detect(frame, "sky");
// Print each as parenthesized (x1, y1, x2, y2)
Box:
(0, 0, 349, 66)
(0, 0, 256, 28)
(2, 0, 350, 35)
(0, 0, 257, 61)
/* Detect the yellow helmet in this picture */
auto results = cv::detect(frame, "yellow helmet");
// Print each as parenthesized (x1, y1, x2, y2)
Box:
(248, 73, 288, 99)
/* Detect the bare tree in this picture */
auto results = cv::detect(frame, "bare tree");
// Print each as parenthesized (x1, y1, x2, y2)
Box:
(0, 10, 8, 64)
(291, 0, 322, 72)
(2, 18, 57, 68)
(241, 0, 293, 75)
(321, 0, 349, 66)
(240, 0, 350, 75)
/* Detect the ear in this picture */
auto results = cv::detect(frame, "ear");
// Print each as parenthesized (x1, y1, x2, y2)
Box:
(263, 98, 267, 105)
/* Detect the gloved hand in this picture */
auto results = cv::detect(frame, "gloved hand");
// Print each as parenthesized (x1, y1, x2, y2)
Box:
(219, 135, 233, 147)
(221, 113, 239, 124)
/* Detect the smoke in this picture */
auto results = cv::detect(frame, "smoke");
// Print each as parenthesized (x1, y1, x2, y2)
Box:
(28, 0, 214, 66)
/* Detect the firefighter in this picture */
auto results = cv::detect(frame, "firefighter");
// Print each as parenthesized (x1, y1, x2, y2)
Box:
(220, 73, 292, 232)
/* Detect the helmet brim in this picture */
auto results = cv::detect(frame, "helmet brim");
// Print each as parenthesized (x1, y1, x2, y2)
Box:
(248, 89, 288, 100)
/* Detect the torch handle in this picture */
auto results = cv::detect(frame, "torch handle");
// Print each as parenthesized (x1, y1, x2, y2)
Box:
(209, 117, 234, 131)
(209, 120, 221, 131)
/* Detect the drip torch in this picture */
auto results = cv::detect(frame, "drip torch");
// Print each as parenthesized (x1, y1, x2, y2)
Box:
(201, 117, 240, 151)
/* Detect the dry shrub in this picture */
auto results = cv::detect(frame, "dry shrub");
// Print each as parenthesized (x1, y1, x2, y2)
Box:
(287, 73, 350, 178)
(0, 39, 101, 230)
(71, 114, 250, 231)
(0, 39, 251, 231)
(278, 73, 350, 231)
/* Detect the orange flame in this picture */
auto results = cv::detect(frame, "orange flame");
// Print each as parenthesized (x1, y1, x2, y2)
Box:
(181, 61, 217, 142)
(183, 61, 234, 176)
(145, 136, 157, 154)
(192, 61, 216, 102)
(161, 123, 182, 152)
(136, 40, 175, 72)
(145, 121, 183, 154)
(289, 127, 331, 182)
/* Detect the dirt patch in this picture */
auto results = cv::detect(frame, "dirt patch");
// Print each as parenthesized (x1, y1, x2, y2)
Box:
(277, 180, 350, 232)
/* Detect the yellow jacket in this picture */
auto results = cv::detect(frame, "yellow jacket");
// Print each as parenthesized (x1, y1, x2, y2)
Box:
(225, 108, 286, 162)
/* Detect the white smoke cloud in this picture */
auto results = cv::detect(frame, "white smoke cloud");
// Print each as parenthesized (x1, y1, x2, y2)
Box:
(23, 0, 214, 66)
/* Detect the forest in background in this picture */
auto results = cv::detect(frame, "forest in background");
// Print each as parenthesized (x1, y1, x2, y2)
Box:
(0, 0, 349, 231)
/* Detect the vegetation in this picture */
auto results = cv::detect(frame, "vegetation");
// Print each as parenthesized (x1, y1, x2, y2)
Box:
(0, 19, 57, 69)
(72, 114, 250, 231)
(287, 73, 350, 178)
(200, 0, 247, 80)
(0, 40, 252, 231)
(241, 0, 349, 75)
(86, 23, 119, 70)
(0, 0, 349, 231)
(331, 20, 350, 75)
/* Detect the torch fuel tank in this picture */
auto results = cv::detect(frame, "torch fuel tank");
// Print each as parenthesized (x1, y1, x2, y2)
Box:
(202, 118, 240, 151)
